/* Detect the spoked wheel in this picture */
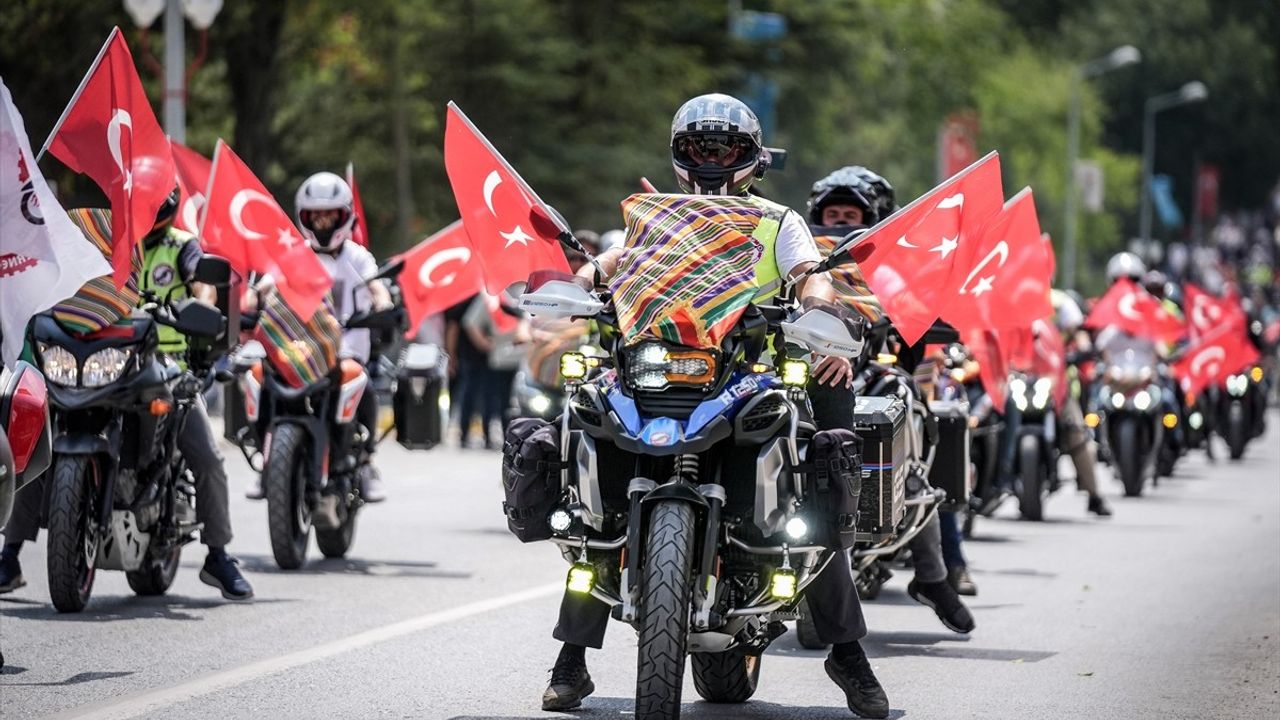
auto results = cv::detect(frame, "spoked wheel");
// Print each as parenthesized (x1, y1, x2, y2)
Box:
(1017, 435, 1044, 521)
(47, 455, 99, 613)
(795, 596, 827, 650)
(635, 501, 696, 720)
(126, 543, 182, 596)
(266, 424, 311, 570)
(691, 650, 760, 703)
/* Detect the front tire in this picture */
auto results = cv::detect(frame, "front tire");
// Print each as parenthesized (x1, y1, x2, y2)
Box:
(316, 509, 357, 559)
(265, 424, 311, 570)
(636, 501, 696, 720)
(1017, 434, 1044, 521)
(1227, 403, 1247, 460)
(126, 545, 181, 596)
(46, 455, 98, 613)
(1115, 417, 1145, 497)
(795, 596, 827, 650)
(691, 650, 760, 703)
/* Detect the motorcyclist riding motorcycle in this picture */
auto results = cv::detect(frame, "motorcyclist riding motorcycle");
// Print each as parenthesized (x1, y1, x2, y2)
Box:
(807, 166, 981, 615)
(244, 171, 392, 503)
(0, 183, 253, 601)
(539, 94, 889, 719)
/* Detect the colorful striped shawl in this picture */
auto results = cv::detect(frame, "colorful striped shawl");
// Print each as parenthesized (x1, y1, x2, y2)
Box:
(51, 208, 143, 335)
(609, 194, 767, 349)
(253, 288, 341, 388)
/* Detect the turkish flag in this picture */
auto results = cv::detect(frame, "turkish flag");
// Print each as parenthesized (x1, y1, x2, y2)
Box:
(200, 140, 331, 318)
(398, 220, 483, 336)
(1171, 323, 1260, 396)
(1012, 319, 1069, 410)
(851, 152, 1003, 345)
(1184, 282, 1246, 340)
(346, 162, 369, 248)
(962, 327, 1012, 414)
(1083, 278, 1185, 344)
(170, 141, 211, 235)
(444, 102, 569, 294)
(943, 187, 1053, 334)
(44, 28, 175, 288)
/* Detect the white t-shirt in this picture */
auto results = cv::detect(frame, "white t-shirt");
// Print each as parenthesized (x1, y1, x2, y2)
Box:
(317, 243, 379, 362)
(773, 210, 823, 279)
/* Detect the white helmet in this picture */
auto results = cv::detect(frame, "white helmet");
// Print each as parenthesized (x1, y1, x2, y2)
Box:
(598, 229, 625, 252)
(295, 171, 355, 253)
(1105, 251, 1146, 284)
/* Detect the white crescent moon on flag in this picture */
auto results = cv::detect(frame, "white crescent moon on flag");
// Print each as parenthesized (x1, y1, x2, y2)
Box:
(418, 247, 471, 288)
(229, 189, 277, 241)
(107, 109, 134, 192)
(1190, 345, 1225, 376)
(1191, 295, 1219, 330)
(958, 240, 1009, 294)
(937, 193, 964, 210)
(483, 171, 502, 215)
(182, 193, 206, 234)
(1118, 292, 1142, 321)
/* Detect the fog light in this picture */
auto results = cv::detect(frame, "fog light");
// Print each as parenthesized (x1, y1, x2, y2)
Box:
(780, 358, 810, 387)
(770, 568, 798, 600)
(566, 562, 595, 594)
(785, 517, 809, 541)
(750, 363, 770, 374)
(1162, 413, 1178, 429)
(1133, 390, 1152, 411)
(1250, 366, 1264, 383)
(1085, 412, 1101, 428)
(548, 508, 573, 534)
(529, 394, 552, 415)
(560, 352, 588, 381)
(876, 353, 898, 365)
(1189, 412, 1204, 430)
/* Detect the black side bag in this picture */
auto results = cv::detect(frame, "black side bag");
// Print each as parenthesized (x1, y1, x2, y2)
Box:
(501, 417, 564, 542)
(804, 429, 863, 550)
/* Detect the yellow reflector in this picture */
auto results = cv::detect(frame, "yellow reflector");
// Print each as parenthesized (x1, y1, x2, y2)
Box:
(876, 353, 898, 365)
(560, 352, 588, 380)
(770, 568, 797, 600)
(1250, 366, 1264, 383)
(1084, 412, 1101, 428)
(1163, 413, 1179, 429)
(566, 562, 595, 594)
(780, 359, 810, 387)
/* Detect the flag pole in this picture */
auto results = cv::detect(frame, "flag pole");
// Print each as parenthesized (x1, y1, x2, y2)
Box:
(196, 139, 225, 244)
(37, 26, 121, 163)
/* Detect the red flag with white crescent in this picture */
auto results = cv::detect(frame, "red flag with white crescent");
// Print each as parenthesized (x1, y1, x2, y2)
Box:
(44, 28, 175, 288)
(1171, 323, 1260, 396)
(346, 162, 370, 248)
(962, 327, 1012, 414)
(850, 152, 1004, 345)
(1083, 278, 1184, 343)
(444, 102, 569, 293)
(199, 140, 330, 318)
(397, 220, 483, 336)
(170, 141, 211, 235)
(1183, 282, 1245, 340)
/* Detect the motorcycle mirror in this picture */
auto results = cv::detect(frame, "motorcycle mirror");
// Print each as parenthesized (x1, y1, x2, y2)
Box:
(193, 255, 234, 288)
(371, 257, 405, 282)
(763, 147, 786, 172)
(169, 298, 226, 340)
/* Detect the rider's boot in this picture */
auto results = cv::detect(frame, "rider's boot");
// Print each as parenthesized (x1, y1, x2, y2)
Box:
(825, 640, 890, 719)
(200, 547, 254, 601)
(908, 578, 975, 634)
(542, 643, 594, 711)
(360, 463, 387, 503)
(947, 567, 978, 596)
(0, 544, 25, 594)
(1087, 494, 1113, 517)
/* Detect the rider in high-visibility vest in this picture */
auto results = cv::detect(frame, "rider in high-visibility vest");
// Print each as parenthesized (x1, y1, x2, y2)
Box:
(540, 94, 890, 719)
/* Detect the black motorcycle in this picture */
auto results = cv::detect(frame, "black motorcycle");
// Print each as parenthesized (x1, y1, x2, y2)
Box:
(1092, 344, 1164, 497)
(28, 257, 233, 612)
(1005, 372, 1061, 521)
(1219, 365, 1266, 460)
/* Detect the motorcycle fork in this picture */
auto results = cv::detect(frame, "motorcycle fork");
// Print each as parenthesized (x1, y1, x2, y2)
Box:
(692, 482, 725, 631)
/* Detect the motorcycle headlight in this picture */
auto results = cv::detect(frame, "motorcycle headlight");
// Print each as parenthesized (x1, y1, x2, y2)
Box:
(1189, 412, 1203, 430)
(1133, 390, 1152, 411)
(528, 393, 552, 415)
(1008, 377, 1028, 398)
(1111, 392, 1126, 409)
(1032, 392, 1051, 410)
(1031, 377, 1052, 409)
(625, 342, 716, 390)
(1013, 394, 1029, 412)
(39, 344, 78, 386)
(1226, 374, 1248, 397)
(82, 348, 133, 388)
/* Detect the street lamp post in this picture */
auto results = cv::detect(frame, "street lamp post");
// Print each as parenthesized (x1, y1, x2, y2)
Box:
(1138, 80, 1209, 246)
(1061, 44, 1140, 290)
(124, 0, 223, 144)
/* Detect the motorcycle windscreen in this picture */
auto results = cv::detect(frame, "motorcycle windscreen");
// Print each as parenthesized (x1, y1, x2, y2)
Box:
(253, 288, 342, 388)
(608, 193, 768, 350)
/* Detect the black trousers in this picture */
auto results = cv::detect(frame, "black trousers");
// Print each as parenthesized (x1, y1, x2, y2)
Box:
(552, 380, 868, 648)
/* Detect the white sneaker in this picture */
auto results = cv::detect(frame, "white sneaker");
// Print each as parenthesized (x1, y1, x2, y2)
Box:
(361, 465, 387, 503)
(245, 475, 265, 500)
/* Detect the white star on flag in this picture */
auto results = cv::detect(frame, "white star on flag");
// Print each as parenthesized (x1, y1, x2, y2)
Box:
(500, 225, 533, 248)
(929, 235, 959, 259)
(971, 276, 995, 296)
(276, 227, 299, 250)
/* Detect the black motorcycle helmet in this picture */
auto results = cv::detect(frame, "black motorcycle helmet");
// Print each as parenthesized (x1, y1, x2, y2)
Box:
(670, 93, 766, 196)
(144, 186, 181, 247)
(807, 167, 880, 226)
(850, 166, 897, 220)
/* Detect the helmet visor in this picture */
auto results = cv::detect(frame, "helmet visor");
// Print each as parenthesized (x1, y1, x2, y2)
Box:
(674, 133, 756, 168)
(300, 208, 351, 246)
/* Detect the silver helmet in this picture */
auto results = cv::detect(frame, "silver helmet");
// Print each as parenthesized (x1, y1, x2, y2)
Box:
(670, 93, 765, 196)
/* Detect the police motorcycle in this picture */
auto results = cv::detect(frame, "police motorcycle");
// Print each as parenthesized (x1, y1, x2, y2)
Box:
(1090, 339, 1165, 497)
(505, 220, 866, 719)
(234, 260, 405, 570)
(28, 256, 235, 612)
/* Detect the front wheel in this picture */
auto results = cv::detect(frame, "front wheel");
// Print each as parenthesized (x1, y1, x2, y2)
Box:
(126, 545, 181, 596)
(795, 596, 827, 650)
(691, 650, 760, 703)
(46, 455, 99, 613)
(636, 501, 696, 720)
(1017, 434, 1044, 521)
(316, 508, 357, 559)
(1115, 416, 1145, 497)
(1226, 402, 1247, 460)
(265, 424, 312, 570)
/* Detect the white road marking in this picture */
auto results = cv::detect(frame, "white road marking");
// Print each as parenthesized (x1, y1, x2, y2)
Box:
(47, 582, 563, 720)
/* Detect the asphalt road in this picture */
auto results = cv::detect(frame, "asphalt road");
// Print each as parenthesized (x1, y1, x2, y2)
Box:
(3, 413, 1278, 720)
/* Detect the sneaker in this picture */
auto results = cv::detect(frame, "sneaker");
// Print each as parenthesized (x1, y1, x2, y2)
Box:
(199, 549, 254, 601)
(908, 579, 975, 634)
(1087, 495, 1113, 517)
(360, 464, 387, 503)
(0, 550, 25, 594)
(824, 646, 889, 719)
(245, 475, 265, 500)
(541, 656, 594, 711)
(947, 567, 978, 596)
